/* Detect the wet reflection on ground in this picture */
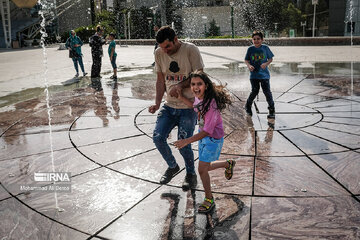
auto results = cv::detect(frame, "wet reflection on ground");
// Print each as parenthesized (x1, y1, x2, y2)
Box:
(0, 62, 359, 239)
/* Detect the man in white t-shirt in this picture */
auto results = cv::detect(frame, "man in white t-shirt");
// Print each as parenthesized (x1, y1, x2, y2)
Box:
(148, 26, 204, 190)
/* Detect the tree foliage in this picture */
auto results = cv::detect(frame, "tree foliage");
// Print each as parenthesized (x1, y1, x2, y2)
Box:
(73, 26, 96, 43)
(164, 0, 182, 36)
(95, 10, 116, 35)
(129, 7, 152, 39)
(207, 19, 221, 37)
(284, 3, 306, 33)
(108, 6, 154, 39)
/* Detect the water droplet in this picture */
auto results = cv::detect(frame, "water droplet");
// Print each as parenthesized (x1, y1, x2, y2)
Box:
(300, 188, 307, 192)
(8, 173, 15, 177)
(57, 207, 65, 212)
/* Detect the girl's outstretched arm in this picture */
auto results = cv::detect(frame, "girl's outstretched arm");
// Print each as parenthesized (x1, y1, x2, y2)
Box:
(174, 130, 208, 149)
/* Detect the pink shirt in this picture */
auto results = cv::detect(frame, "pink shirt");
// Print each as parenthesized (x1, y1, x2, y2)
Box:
(193, 97, 224, 139)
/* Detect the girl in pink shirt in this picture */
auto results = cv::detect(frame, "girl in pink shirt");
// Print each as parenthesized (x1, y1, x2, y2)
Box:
(174, 71, 235, 214)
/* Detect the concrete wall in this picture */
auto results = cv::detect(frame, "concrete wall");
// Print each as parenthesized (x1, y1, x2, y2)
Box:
(57, 0, 92, 35)
(180, 6, 247, 38)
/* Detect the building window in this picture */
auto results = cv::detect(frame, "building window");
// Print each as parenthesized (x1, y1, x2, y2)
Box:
(347, 22, 355, 33)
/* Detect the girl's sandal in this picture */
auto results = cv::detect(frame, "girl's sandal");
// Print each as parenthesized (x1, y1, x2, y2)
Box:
(225, 159, 236, 180)
(198, 197, 215, 214)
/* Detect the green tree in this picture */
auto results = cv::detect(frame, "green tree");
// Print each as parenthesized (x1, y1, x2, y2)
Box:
(284, 3, 306, 34)
(73, 26, 96, 43)
(113, 4, 126, 38)
(164, 0, 183, 36)
(165, 0, 176, 24)
(95, 10, 116, 35)
(129, 7, 152, 39)
(207, 19, 221, 37)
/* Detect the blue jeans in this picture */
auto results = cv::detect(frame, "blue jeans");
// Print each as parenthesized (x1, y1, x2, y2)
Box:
(153, 105, 197, 174)
(72, 56, 85, 73)
(246, 78, 274, 109)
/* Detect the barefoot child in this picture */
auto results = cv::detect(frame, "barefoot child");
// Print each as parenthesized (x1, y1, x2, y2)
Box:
(174, 70, 235, 214)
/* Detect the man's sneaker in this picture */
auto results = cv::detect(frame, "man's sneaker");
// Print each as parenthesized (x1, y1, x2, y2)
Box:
(245, 105, 252, 116)
(83, 72, 88, 77)
(159, 165, 180, 184)
(182, 174, 197, 191)
(267, 107, 275, 119)
(75, 73, 79, 77)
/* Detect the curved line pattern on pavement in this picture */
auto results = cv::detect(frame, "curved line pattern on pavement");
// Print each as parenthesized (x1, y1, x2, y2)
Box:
(1, 84, 360, 238)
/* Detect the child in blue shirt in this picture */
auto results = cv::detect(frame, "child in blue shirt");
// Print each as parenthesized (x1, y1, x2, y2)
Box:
(244, 31, 275, 119)
(108, 33, 117, 79)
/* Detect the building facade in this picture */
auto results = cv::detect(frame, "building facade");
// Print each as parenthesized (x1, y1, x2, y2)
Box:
(0, 0, 92, 48)
(328, 0, 346, 36)
(328, 0, 359, 36)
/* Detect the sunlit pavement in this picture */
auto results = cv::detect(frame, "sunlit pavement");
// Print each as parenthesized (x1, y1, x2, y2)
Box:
(0, 45, 360, 239)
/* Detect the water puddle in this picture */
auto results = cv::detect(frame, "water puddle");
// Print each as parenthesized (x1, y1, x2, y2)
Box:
(1, 62, 359, 110)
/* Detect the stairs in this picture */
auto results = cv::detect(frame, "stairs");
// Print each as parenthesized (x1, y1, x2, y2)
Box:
(0, 2, 41, 48)
(0, 0, 77, 48)
(0, 16, 40, 48)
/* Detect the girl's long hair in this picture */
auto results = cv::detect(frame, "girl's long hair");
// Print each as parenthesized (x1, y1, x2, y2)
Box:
(189, 70, 232, 118)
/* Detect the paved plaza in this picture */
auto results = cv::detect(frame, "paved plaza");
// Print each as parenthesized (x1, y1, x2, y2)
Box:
(0, 44, 360, 239)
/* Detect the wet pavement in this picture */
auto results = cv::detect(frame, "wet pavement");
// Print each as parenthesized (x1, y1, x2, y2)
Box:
(0, 45, 360, 239)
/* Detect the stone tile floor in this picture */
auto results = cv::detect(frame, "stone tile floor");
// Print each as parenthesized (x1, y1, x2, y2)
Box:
(0, 47, 360, 239)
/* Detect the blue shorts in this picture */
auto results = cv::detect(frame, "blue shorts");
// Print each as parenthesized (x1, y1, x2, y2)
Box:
(111, 55, 117, 69)
(198, 136, 224, 163)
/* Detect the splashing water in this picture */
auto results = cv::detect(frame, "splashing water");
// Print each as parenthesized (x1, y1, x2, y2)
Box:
(349, 0, 354, 96)
(38, 0, 59, 211)
(346, 0, 354, 114)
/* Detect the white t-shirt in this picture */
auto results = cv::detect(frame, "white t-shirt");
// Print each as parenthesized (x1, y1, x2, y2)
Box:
(155, 41, 204, 109)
